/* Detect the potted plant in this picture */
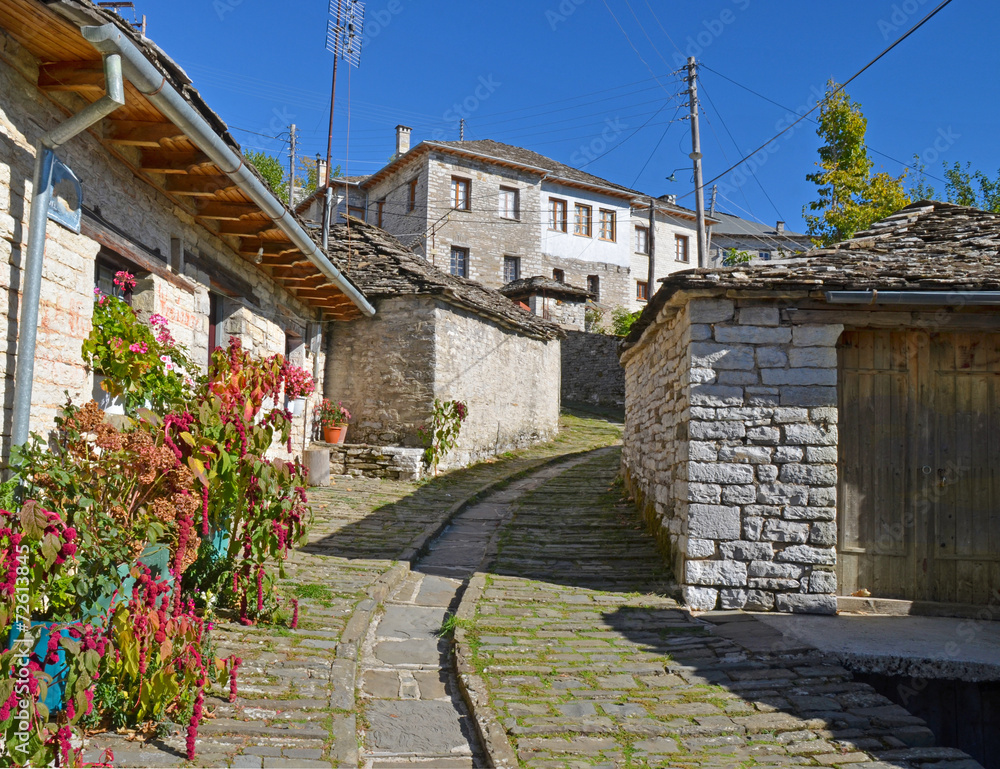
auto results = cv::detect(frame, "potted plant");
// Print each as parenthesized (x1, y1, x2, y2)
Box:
(282, 364, 315, 416)
(316, 399, 350, 444)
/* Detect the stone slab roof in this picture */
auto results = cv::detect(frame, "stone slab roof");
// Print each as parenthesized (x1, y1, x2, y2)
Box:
(622, 200, 1000, 349)
(710, 211, 812, 243)
(325, 219, 564, 341)
(500, 276, 594, 300)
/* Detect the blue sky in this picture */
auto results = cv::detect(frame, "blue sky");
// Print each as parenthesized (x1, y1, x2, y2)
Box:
(132, 0, 985, 233)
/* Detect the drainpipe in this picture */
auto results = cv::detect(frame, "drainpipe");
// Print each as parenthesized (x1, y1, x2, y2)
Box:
(81, 23, 375, 319)
(11, 54, 125, 448)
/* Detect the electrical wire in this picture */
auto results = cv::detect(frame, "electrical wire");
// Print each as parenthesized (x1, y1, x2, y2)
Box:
(678, 0, 957, 199)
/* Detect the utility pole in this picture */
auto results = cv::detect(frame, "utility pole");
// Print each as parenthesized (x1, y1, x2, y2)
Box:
(646, 197, 656, 291)
(707, 184, 717, 264)
(460, 118, 465, 141)
(687, 57, 708, 268)
(288, 123, 297, 207)
(322, 0, 343, 248)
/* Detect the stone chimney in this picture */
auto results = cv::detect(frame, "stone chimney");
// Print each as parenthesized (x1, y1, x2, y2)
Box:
(316, 157, 328, 186)
(776, 220, 785, 234)
(395, 125, 412, 157)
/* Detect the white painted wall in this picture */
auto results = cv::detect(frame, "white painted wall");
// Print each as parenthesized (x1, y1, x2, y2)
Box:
(539, 182, 632, 268)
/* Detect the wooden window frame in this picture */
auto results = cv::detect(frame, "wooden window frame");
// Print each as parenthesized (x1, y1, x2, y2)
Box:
(499, 186, 519, 220)
(636, 280, 649, 301)
(587, 274, 600, 301)
(376, 199, 385, 228)
(635, 225, 649, 255)
(573, 203, 592, 238)
(408, 178, 418, 212)
(598, 209, 616, 242)
(450, 245, 469, 277)
(348, 205, 365, 220)
(675, 234, 690, 263)
(451, 176, 471, 210)
(552, 268, 565, 283)
(549, 197, 568, 232)
(503, 255, 520, 283)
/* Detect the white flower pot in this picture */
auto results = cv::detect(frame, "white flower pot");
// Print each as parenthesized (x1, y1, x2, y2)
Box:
(287, 397, 305, 416)
(92, 374, 125, 415)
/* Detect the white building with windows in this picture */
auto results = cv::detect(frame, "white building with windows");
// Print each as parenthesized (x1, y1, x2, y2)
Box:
(301, 131, 715, 317)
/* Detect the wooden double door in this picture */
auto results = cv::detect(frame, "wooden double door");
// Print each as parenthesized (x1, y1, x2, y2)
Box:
(838, 329, 1000, 606)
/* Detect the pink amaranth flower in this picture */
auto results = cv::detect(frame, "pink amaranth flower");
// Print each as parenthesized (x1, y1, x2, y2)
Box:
(291, 599, 299, 629)
(149, 314, 168, 326)
(129, 342, 148, 354)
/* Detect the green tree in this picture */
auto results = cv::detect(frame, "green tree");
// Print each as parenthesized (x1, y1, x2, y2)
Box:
(804, 81, 910, 245)
(245, 150, 288, 204)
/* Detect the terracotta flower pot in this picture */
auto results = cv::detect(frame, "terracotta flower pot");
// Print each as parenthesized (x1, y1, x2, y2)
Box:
(323, 424, 347, 444)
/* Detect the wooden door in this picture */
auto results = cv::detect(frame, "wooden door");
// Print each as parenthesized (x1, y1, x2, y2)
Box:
(838, 329, 1000, 606)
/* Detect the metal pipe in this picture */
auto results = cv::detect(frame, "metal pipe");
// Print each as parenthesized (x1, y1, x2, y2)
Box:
(81, 23, 375, 318)
(11, 53, 125, 448)
(825, 290, 1000, 306)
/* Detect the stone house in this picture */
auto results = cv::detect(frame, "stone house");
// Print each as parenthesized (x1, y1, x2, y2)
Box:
(620, 200, 1000, 615)
(708, 211, 813, 267)
(322, 218, 562, 470)
(0, 0, 372, 456)
(498, 275, 592, 330)
(302, 130, 714, 314)
(297, 173, 368, 225)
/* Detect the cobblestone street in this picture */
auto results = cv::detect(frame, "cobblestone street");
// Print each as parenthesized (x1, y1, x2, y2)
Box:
(83, 413, 981, 768)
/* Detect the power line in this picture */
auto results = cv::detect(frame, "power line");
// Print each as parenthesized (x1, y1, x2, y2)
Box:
(700, 64, 950, 186)
(679, 0, 957, 198)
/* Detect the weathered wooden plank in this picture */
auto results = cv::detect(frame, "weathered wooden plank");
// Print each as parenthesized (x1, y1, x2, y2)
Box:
(38, 60, 104, 91)
(106, 119, 185, 147)
(164, 175, 237, 196)
(140, 149, 212, 174)
(193, 202, 261, 221)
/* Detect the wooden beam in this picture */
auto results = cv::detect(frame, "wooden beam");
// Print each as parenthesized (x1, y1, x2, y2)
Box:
(164, 175, 237, 197)
(106, 120, 186, 147)
(269, 264, 322, 280)
(38, 60, 104, 92)
(192, 202, 261, 221)
(238, 242, 296, 258)
(279, 275, 330, 288)
(217, 219, 278, 236)
(140, 149, 212, 174)
(293, 287, 347, 301)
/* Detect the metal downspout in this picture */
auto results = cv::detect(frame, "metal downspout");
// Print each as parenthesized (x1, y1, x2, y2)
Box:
(11, 54, 125, 448)
(80, 23, 375, 318)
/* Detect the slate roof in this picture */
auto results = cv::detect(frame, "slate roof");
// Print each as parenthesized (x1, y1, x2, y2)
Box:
(325, 219, 564, 341)
(710, 211, 812, 244)
(500, 276, 594, 300)
(622, 200, 1000, 349)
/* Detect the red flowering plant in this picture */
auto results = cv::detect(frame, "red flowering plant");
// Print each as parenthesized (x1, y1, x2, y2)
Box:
(281, 363, 315, 400)
(172, 338, 312, 623)
(0, 503, 111, 767)
(83, 271, 197, 414)
(316, 399, 350, 428)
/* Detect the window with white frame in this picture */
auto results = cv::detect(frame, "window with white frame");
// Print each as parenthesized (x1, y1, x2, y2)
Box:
(499, 186, 519, 219)
(635, 225, 649, 254)
(450, 246, 469, 277)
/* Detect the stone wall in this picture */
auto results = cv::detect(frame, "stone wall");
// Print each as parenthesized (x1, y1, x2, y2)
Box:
(525, 294, 587, 330)
(560, 331, 625, 409)
(328, 444, 424, 481)
(621, 295, 842, 614)
(433, 301, 561, 469)
(0, 28, 323, 457)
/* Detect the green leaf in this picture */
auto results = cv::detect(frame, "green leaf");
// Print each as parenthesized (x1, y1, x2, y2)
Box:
(18, 499, 47, 540)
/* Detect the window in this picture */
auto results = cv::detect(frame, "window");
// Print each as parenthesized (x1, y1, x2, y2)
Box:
(451, 176, 470, 210)
(95, 251, 139, 305)
(636, 280, 649, 301)
(552, 268, 565, 283)
(503, 255, 520, 283)
(759, 251, 772, 261)
(587, 274, 600, 300)
(635, 225, 649, 255)
(549, 198, 567, 232)
(574, 203, 592, 237)
(208, 292, 226, 365)
(450, 246, 469, 277)
(499, 186, 519, 219)
(675, 234, 690, 263)
(408, 178, 418, 212)
(348, 205, 365, 220)
(376, 199, 385, 228)
(598, 209, 616, 241)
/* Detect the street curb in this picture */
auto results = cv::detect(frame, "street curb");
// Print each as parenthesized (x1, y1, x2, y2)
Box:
(454, 573, 519, 769)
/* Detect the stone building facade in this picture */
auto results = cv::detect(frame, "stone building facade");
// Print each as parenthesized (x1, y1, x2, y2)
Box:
(499, 276, 592, 330)
(302, 135, 712, 314)
(620, 201, 1000, 614)
(0, 2, 370, 458)
(323, 220, 562, 469)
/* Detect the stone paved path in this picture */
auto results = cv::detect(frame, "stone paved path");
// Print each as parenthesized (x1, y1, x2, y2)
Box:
(81, 410, 623, 767)
(357, 453, 604, 768)
(459, 448, 981, 769)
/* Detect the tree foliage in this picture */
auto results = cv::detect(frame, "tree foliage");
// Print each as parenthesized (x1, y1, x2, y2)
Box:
(909, 160, 1000, 212)
(804, 81, 910, 246)
(245, 150, 288, 204)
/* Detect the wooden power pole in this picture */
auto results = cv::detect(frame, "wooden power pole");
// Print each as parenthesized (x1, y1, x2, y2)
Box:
(687, 57, 708, 268)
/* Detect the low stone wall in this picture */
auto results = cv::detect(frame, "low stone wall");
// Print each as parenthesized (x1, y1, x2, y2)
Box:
(561, 330, 626, 409)
(328, 444, 425, 482)
(621, 296, 842, 615)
